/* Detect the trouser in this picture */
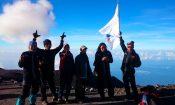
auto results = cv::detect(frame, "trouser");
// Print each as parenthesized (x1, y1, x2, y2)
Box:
(123, 72, 138, 101)
(59, 72, 72, 99)
(75, 78, 86, 100)
(40, 72, 58, 101)
(16, 82, 39, 105)
(97, 73, 114, 98)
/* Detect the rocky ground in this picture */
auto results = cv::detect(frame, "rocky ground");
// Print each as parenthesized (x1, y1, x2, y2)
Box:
(0, 81, 175, 105)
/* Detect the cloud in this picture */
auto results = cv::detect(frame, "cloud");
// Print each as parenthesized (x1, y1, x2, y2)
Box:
(0, 63, 4, 69)
(0, 50, 20, 69)
(42, 34, 105, 49)
(0, 0, 54, 43)
(136, 70, 151, 75)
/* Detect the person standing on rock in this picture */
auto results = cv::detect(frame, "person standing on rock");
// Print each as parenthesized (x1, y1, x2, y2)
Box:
(93, 42, 114, 100)
(75, 45, 93, 103)
(119, 32, 141, 103)
(16, 41, 43, 105)
(58, 44, 75, 103)
(33, 31, 64, 105)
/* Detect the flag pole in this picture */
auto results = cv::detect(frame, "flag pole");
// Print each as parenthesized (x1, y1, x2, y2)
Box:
(117, 0, 120, 35)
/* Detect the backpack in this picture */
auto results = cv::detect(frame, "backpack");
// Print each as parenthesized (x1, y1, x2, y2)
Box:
(134, 53, 141, 67)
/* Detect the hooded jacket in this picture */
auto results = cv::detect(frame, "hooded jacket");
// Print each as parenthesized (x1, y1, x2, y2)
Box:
(18, 51, 42, 83)
(120, 37, 141, 74)
(94, 50, 113, 77)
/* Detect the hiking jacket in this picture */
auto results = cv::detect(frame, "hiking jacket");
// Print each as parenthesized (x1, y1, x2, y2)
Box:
(18, 51, 42, 83)
(120, 37, 141, 74)
(59, 50, 75, 76)
(94, 50, 113, 77)
(38, 40, 63, 73)
(75, 53, 92, 79)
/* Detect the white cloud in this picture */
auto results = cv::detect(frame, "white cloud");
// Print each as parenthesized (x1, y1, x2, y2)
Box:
(41, 34, 105, 50)
(0, 63, 4, 69)
(136, 70, 151, 75)
(0, 0, 54, 43)
(0, 50, 20, 69)
(138, 50, 175, 60)
(55, 55, 60, 70)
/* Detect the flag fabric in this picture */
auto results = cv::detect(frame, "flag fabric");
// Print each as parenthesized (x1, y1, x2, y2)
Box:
(99, 4, 120, 50)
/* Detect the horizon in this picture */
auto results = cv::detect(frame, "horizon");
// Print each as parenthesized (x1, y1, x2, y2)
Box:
(1, 59, 175, 86)
(1, 49, 175, 86)
(0, 49, 175, 69)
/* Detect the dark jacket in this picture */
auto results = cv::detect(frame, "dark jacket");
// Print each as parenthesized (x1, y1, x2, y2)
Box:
(38, 40, 63, 73)
(120, 37, 141, 74)
(59, 51, 75, 75)
(94, 50, 113, 77)
(75, 53, 92, 79)
(18, 51, 42, 83)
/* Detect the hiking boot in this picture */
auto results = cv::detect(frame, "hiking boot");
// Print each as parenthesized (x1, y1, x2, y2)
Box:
(41, 100, 48, 105)
(16, 98, 25, 105)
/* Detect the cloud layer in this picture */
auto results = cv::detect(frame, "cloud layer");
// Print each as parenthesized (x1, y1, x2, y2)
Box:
(0, 0, 54, 43)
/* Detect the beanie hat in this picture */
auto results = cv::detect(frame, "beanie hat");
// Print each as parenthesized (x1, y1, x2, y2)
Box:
(29, 41, 37, 47)
(127, 41, 134, 46)
(43, 39, 51, 45)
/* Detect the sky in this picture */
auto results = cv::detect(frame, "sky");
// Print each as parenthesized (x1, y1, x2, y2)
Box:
(0, 0, 175, 69)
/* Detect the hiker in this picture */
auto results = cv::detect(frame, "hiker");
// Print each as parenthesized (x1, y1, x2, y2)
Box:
(119, 32, 141, 103)
(75, 45, 93, 103)
(33, 31, 64, 105)
(58, 44, 75, 103)
(93, 42, 114, 100)
(16, 41, 43, 105)
(139, 85, 158, 105)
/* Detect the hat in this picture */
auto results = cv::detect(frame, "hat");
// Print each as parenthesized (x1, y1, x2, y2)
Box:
(127, 41, 134, 46)
(80, 45, 87, 50)
(29, 40, 37, 46)
(43, 39, 51, 45)
(64, 43, 70, 48)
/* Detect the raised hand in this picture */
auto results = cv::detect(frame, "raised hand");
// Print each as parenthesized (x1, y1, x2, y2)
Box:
(33, 30, 40, 41)
(60, 32, 66, 40)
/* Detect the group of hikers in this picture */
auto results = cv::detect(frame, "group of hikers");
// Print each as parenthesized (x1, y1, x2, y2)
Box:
(16, 31, 141, 105)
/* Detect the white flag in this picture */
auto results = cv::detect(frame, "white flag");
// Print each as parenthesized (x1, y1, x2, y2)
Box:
(99, 4, 120, 50)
